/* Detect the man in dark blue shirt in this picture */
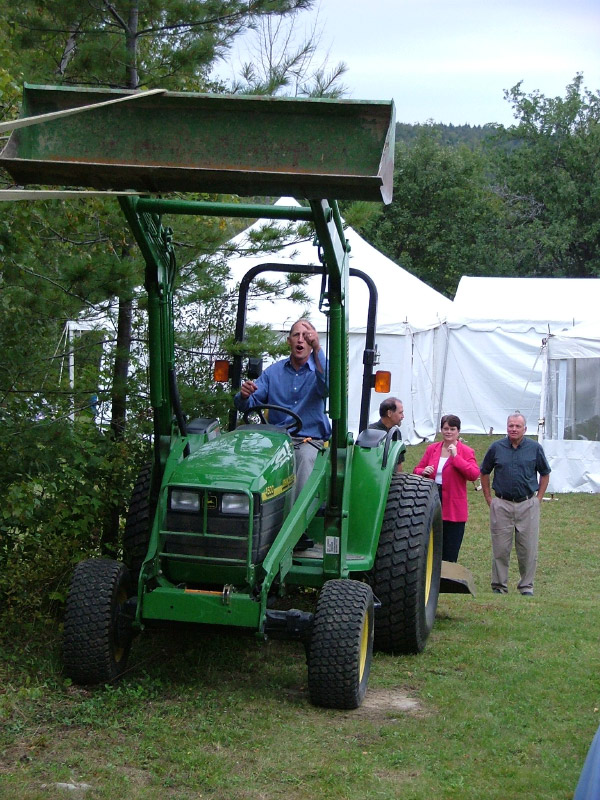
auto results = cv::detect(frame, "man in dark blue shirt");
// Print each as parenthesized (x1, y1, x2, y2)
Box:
(234, 319, 330, 502)
(480, 412, 551, 596)
(369, 397, 405, 473)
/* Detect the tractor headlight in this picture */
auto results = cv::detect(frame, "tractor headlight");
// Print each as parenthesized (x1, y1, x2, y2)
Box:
(221, 493, 250, 515)
(170, 489, 201, 512)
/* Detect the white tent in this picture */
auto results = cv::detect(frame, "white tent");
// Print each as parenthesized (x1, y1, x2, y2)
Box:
(438, 277, 600, 436)
(539, 321, 600, 493)
(225, 199, 452, 442)
(70, 213, 600, 474)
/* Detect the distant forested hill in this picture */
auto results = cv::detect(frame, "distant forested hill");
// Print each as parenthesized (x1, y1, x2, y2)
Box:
(395, 122, 496, 147)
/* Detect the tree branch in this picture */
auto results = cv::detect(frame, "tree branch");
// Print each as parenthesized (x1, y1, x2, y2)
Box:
(9, 259, 100, 308)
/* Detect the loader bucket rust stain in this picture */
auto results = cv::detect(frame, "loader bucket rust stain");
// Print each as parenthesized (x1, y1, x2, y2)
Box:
(1, 84, 395, 203)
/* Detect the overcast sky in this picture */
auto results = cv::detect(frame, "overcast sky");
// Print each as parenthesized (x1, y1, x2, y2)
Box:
(220, 0, 600, 127)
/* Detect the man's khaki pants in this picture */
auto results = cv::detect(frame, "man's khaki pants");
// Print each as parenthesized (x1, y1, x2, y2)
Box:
(490, 495, 539, 593)
(292, 438, 323, 502)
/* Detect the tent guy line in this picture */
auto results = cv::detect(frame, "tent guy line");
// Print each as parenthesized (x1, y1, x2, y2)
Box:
(0, 190, 143, 201)
(0, 88, 166, 134)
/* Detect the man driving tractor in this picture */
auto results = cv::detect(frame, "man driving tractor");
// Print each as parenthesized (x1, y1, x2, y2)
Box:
(234, 318, 330, 507)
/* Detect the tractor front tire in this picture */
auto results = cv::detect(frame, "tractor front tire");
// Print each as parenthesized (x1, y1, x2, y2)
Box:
(367, 473, 442, 654)
(308, 579, 374, 710)
(123, 462, 154, 586)
(63, 559, 133, 685)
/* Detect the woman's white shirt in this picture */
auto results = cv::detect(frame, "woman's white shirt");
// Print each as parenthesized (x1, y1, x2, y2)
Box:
(435, 456, 448, 484)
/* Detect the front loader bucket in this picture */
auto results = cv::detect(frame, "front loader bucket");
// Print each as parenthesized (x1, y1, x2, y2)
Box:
(1, 84, 395, 203)
(440, 561, 476, 596)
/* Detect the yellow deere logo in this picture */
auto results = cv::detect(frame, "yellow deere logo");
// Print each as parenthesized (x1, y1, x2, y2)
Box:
(261, 476, 294, 502)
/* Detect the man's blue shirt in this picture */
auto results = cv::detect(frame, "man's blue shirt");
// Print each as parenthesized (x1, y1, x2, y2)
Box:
(480, 436, 551, 497)
(234, 350, 331, 440)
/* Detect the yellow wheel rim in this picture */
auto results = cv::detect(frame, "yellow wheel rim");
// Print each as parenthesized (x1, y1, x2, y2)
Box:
(358, 610, 370, 680)
(424, 525, 434, 605)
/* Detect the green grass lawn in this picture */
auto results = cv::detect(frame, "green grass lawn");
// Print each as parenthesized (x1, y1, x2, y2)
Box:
(1, 435, 599, 799)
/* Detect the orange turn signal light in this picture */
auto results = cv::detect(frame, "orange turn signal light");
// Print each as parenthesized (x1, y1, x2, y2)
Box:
(213, 360, 230, 382)
(374, 370, 391, 393)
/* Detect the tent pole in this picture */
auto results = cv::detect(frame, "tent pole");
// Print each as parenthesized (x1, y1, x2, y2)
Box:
(538, 336, 549, 447)
(436, 322, 450, 432)
(68, 322, 75, 422)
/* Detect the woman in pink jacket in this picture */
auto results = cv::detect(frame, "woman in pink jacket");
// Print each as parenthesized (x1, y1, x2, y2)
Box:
(413, 414, 480, 562)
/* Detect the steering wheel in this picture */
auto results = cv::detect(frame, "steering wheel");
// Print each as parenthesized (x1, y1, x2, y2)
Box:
(242, 404, 303, 436)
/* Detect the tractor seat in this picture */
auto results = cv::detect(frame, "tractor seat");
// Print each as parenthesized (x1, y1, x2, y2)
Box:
(355, 428, 386, 448)
(355, 426, 400, 449)
(187, 417, 220, 435)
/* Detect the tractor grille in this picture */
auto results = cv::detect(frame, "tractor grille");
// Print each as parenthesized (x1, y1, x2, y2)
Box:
(163, 492, 286, 565)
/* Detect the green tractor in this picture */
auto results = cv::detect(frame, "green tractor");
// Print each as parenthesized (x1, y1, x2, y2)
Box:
(2, 85, 456, 709)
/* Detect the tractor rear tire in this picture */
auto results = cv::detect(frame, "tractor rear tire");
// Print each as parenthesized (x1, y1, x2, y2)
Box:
(367, 473, 442, 654)
(63, 559, 133, 685)
(308, 579, 374, 710)
(123, 462, 154, 586)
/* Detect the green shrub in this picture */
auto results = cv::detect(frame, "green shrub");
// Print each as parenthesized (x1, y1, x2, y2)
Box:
(0, 420, 149, 619)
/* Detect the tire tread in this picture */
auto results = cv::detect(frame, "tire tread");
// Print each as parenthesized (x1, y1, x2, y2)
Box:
(63, 558, 131, 685)
(123, 462, 153, 585)
(308, 580, 373, 709)
(367, 473, 442, 654)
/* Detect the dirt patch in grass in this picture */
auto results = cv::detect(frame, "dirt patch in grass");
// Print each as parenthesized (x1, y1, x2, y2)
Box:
(0, 744, 36, 773)
(280, 685, 424, 718)
(351, 688, 423, 719)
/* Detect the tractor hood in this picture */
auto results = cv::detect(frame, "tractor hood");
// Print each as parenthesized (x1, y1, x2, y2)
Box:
(168, 428, 295, 500)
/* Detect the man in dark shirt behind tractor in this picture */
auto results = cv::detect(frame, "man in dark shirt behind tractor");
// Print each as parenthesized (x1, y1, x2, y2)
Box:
(480, 412, 551, 597)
